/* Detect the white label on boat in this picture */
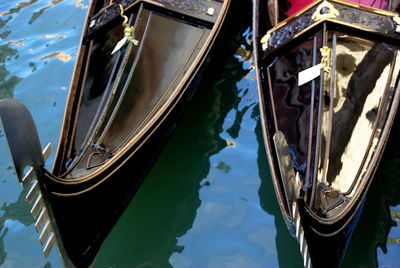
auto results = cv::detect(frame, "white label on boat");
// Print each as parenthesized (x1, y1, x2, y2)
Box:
(298, 63, 322, 86)
(207, 7, 215, 16)
(89, 19, 96, 28)
(111, 36, 128, 55)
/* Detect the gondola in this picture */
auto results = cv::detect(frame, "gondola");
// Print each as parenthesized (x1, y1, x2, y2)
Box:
(0, 0, 230, 267)
(254, 0, 400, 267)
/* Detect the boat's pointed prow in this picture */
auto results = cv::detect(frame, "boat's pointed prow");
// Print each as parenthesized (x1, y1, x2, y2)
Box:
(1, 0, 234, 266)
(0, 99, 45, 179)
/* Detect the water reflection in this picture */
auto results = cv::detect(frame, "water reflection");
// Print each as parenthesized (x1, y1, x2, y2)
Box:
(0, 0, 38, 17)
(0, 189, 34, 265)
(0, 0, 87, 266)
(93, 4, 255, 266)
(0, 3, 26, 266)
(0, 65, 20, 99)
(0, 15, 20, 99)
(342, 113, 400, 268)
(28, 0, 66, 25)
(255, 120, 303, 268)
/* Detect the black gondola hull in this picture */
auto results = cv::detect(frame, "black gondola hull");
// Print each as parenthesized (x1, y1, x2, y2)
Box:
(0, 0, 232, 267)
(254, 0, 400, 267)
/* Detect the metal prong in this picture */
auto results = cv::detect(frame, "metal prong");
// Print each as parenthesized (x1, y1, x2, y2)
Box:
(30, 194, 44, 218)
(42, 143, 52, 161)
(292, 202, 297, 218)
(39, 220, 51, 245)
(296, 216, 301, 238)
(303, 244, 308, 267)
(26, 180, 39, 204)
(43, 232, 55, 257)
(21, 167, 35, 188)
(35, 207, 48, 232)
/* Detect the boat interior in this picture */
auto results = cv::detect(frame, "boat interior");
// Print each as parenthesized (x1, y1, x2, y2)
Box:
(53, 0, 225, 178)
(256, 0, 400, 223)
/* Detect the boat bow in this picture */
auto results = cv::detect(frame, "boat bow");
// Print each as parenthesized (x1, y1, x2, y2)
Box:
(0, 0, 232, 267)
(254, 0, 400, 266)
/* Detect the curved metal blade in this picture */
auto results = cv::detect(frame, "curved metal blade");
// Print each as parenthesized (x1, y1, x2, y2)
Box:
(0, 98, 44, 180)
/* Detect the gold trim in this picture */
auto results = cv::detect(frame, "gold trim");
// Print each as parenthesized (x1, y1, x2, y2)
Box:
(260, 0, 400, 51)
(119, 4, 139, 45)
(393, 16, 400, 32)
(311, 1, 339, 22)
(320, 46, 331, 73)
(260, 31, 271, 50)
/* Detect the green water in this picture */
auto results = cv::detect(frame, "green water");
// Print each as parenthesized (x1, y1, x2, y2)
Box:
(0, 1, 399, 267)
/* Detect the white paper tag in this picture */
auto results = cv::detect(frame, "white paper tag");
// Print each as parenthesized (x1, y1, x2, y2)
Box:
(298, 63, 322, 86)
(111, 36, 128, 55)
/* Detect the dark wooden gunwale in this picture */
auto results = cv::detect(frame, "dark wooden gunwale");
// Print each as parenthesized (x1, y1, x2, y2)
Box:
(87, 0, 219, 34)
(253, 0, 294, 226)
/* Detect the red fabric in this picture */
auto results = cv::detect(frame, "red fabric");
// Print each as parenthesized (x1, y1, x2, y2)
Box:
(285, 0, 389, 16)
(286, 0, 315, 16)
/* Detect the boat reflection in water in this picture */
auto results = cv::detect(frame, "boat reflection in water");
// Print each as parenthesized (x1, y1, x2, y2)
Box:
(92, 5, 252, 266)
(254, 0, 400, 267)
(342, 112, 400, 267)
